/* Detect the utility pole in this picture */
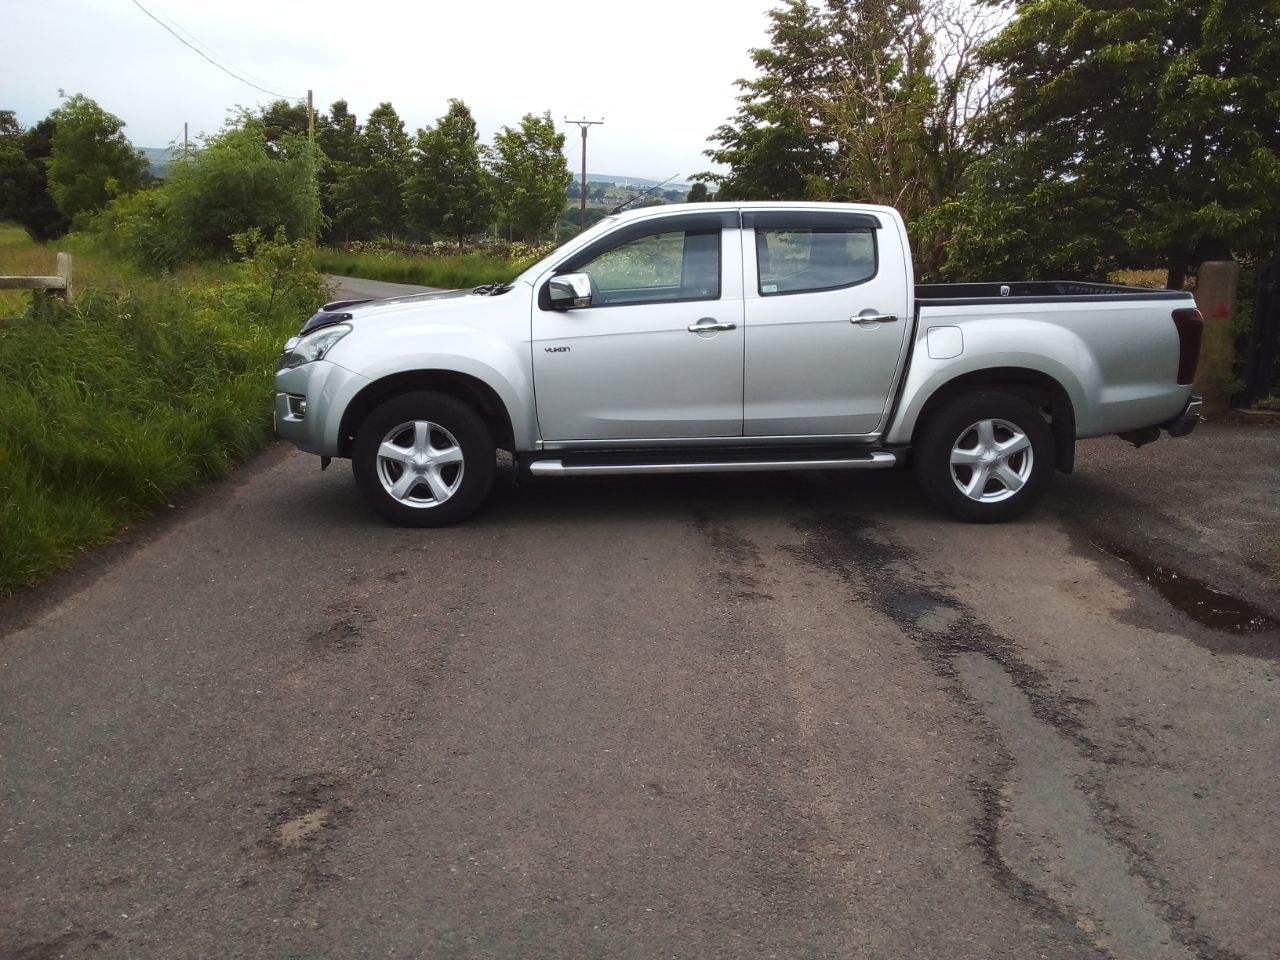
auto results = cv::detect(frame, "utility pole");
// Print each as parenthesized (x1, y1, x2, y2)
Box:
(183, 122, 188, 159)
(566, 117, 603, 233)
(307, 89, 315, 143)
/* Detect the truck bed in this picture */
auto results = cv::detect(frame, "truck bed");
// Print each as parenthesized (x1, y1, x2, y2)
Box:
(915, 281, 1190, 307)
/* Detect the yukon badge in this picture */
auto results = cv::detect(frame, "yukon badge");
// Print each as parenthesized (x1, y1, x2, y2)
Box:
(544, 346, 570, 353)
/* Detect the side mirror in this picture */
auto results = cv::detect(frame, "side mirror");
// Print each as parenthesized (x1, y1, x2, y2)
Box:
(548, 273, 593, 309)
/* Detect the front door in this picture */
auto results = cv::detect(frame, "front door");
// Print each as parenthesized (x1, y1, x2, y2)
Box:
(532, 218, 744, 442)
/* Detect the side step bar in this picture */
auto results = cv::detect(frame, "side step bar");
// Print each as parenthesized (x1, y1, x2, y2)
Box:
(528, 452, 898, 477)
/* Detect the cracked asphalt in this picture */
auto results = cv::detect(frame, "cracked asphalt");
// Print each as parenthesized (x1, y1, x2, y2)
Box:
(2, 416, 1277, 960)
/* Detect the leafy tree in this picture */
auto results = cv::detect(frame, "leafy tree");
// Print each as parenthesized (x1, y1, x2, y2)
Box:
(696, 0, 835, 201)
(0, 115, 65, 240)
(686, 182, 710, 202)
(333, 101, 410, 239)
(931, 148, 1128, 280)
(949, 0, 1280, 285)
(126, 115, 321, 264)
(698, 0, 998, 274)
(491, 112, 572, 243)
(404, 99, 494, 245)
(260, 99, 311, 158)
(46, 94, 147, 224)
(557, 204, 610, 240)
(315, 100, 361, 241)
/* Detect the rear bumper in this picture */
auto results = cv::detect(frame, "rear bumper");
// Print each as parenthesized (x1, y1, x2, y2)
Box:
(1165, 395, 1203, 437)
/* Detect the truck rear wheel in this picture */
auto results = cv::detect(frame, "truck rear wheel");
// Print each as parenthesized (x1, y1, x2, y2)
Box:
(916, 390, 1055, 523)
(351, 391, 495, 527)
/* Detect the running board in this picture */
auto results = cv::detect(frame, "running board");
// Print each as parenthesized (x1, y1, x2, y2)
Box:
(528, 452, 898, 477)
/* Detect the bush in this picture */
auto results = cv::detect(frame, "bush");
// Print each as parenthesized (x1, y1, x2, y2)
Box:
(0, 229, 326, 591)
(88, 116, 322, 270)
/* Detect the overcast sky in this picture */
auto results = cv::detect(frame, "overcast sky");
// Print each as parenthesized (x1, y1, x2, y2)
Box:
(4, 0, 776, 180)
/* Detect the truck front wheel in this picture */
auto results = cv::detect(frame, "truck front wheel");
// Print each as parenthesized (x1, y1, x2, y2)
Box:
(915, 390, 1055, 523)
(351, 391, 495, 527)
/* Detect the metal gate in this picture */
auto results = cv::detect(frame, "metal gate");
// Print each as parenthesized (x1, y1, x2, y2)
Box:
(1238, 236, 1280, 406)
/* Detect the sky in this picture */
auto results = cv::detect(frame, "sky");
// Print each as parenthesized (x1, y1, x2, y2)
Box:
(3, 0, 776, 181)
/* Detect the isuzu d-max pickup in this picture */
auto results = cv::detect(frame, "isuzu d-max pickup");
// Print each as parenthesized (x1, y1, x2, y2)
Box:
(275, 202, 1203, 525)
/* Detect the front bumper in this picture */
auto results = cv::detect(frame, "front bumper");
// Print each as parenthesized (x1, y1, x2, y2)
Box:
(274, 359, 370, 457)
(1165, 395, 1203, 438)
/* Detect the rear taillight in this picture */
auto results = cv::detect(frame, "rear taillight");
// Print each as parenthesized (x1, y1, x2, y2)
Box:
(1171, 308, 1203, 385)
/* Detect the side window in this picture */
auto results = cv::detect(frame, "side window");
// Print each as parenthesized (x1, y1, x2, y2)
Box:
(756, 224, 876, 296)
(577, 228, 720, 306)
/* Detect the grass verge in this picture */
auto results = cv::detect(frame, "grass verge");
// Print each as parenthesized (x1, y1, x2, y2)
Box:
(314, 241, 553, 290)
(0, 225, 326, 593)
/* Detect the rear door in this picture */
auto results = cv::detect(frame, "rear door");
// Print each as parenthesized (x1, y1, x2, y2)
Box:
(742, 210, 911, 436)
(531, 212, 744, 442)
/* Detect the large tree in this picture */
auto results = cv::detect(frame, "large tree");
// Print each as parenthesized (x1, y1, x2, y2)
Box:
(491, 112, 571, 243)
(332, 101, 410, 239)
(697, 0, 836, 201)
(315, 100, 361, 241)
(948, 0, 1280, 285)
(46, 94, 147, 224)
(0, 113, 65, 240)
(698, 0, 998, 275)
(404, 99, 493, 245)
(260, 98, 311, 158)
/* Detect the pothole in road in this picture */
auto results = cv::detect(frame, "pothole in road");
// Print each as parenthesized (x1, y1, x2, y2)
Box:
(267, 773, 350, 856)
(1095, 541, 1278, 638)
(276, 806, 331, 849)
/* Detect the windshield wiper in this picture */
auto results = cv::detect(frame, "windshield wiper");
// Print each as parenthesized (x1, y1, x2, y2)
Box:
(472, 282, 513, 296)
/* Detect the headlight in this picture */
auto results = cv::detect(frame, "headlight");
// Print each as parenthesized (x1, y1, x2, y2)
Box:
(278, 324, 352, 370)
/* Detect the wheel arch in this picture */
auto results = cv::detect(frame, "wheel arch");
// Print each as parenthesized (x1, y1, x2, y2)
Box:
(338, 370, 516, 458)
(910, 367, 1077, 474)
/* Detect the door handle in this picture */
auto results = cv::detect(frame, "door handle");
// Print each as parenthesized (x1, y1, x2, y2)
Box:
(852, 314, 899, 326)
(688, 319, 737, 333)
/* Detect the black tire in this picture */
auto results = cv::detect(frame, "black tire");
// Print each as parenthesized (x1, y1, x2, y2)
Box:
(915, 390, 1055, 523)
(351, 391, 495, 527)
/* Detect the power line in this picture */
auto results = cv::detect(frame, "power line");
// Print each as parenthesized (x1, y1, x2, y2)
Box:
(127, 0, 304, 102)
(140, 0, 293, 97)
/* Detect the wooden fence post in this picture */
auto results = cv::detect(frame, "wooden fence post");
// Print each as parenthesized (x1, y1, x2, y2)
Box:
(56, 252, 73, 302)
(1194, 260, 1240, 410)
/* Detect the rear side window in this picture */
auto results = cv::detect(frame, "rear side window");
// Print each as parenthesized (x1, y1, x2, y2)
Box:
(755, 225, 876, 296)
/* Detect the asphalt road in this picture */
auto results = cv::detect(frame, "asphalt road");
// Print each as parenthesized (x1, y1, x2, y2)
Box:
(2, 316, 1277, 958)
(325, 275, 444, 301)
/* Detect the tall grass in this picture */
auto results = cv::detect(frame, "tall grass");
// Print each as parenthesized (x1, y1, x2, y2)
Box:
(314, 247, 522, 289)
(0, 226, 326, 591)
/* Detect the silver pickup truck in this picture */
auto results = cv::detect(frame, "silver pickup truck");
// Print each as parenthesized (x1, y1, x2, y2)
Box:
(275, 202, 1203, 526)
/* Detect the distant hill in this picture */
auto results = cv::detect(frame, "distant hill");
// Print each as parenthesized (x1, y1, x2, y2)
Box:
(585, 174, 692, 191)
(135, 153, 687, 191)
(140, 146, 181, 178)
